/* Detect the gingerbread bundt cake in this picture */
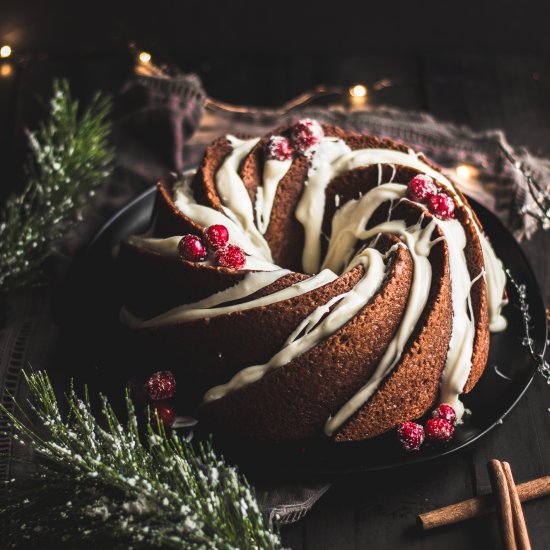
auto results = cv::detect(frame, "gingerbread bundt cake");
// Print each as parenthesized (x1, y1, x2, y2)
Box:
(119, 119, 507, 442)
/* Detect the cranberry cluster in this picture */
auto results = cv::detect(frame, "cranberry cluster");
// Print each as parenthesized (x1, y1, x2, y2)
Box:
(406, 174, 456, 220)
(127, 370, 177, 427)
(178, 224, 246, 269)
(265, 118, 324, 161)
(397, 403, 457, 451)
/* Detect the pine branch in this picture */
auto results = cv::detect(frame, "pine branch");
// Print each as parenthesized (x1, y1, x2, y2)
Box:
(0, 371, 281, 549)
(0, 79, 114, 292)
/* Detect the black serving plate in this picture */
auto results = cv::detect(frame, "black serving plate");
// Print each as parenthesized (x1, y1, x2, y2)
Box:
(59, 184, 547, 481)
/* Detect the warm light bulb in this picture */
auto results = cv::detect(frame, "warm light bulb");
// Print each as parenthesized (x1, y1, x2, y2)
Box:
(0, 63, 12, 77)
(455, 164, 478, 179)
(138, 51, 151, 63)
(0, 45, 12, 58)
(349, 84, 368, 98)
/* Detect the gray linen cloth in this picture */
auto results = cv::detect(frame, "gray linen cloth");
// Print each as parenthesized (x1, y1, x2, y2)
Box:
(1, 86, 548, 525)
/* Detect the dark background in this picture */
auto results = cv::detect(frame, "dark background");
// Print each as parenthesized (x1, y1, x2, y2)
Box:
(1, 2, 550, 549)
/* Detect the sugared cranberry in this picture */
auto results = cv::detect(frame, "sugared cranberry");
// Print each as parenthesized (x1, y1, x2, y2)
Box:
(266, 136, 294, 161)
(433, 404, 457, 425)
(397, 421, 425, 451)
(407, 174, 438, 203)
(215, 244, 246, 269)
(126, 378, 149, 406)
(290, 118, 324, 152)
(425, 418, 455, 443)
(204, 224, 229, 250)
(427, 193, 455, 220)
(151, 402, 176, 427)
(178, 234, 208, 262)
(145, 370, 176, 401)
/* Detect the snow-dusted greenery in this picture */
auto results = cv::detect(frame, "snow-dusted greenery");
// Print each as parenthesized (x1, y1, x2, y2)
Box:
(0, 371, 280, 549)
(0, 80, 114, 291)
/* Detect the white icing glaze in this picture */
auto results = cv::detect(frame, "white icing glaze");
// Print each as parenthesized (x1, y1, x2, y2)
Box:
(295, 138, 350, 273)
(255, 158, 293, 233)
(479, 234, 507, 331)
(293, 137, 506, 332)
(324, 216, 437, 435)
(122, 268, 338, 328)
(127, 235, 181, 259)
(434, 218, 476, 420)
(173, 175, 272, 260)
(126, 234, 280, 273)
(322, 183, 408, 274)
(204, 248, 387, 403)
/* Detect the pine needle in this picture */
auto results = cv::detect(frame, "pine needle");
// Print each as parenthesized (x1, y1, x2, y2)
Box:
(0, 80, 114, 292)
(0, 370, 280, 549)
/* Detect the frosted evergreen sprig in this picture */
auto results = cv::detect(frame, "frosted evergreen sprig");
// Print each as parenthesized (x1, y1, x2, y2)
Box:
(0, 371, 280, 549)
(0, 79, 114, 292)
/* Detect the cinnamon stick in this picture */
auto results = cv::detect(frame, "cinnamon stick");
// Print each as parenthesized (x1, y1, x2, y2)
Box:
(418, 474, 550, 530)
(488, 459, 516, 550)
(502, 462, 532, 550)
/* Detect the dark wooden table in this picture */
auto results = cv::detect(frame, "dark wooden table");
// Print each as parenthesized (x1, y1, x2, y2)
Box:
(1, 44, 549, 549)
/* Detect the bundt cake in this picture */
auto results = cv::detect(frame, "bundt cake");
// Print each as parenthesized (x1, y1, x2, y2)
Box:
(118, 119, 507, 442)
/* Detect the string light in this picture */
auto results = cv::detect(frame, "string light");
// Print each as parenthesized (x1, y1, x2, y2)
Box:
(455, 164, 479, 180)
(138, 51, 151, 64)
(349, 84, 367, 98)
(349, 84, 368, 109)
(0, 63, 12, 77)
(0, 45, 12, 58)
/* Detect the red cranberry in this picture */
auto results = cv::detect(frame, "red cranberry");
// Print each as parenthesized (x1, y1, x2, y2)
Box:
(397, 421, 425, 451)
(151, 402, 176, 427)
(427, 193, 455, 220)
(178, 234, 208, 262)
(145, 370, 176, 401)
(290, 118, 324, 152)
(432, 404, 457, 425)
(215, 244, 246, 269)
(407, 174, 438, 203)
(425, 418, 455, 443)
(266, 135, 294, 161)
(204, 224, 229, 250)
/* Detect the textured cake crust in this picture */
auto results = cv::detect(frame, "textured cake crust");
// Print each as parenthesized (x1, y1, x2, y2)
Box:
(334, 206, 453, 440)
(130, 268, 364, 381)
(197, 236, 413, 439)
(120, 122, 496, 442)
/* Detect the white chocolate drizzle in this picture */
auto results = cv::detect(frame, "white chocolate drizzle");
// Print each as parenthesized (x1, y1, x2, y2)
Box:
(122, 268, 338, 328)
(204, 248, 387, 403)
(292, 137, 506, 332)
(324, 215, 438, 435)
(173, 174, 272, 261)
(255, 158, 293, 233)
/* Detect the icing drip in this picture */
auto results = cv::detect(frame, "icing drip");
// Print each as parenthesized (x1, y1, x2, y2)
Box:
(127, 235, 182, 259)
(295, 138, 350, 273)
(215, 136, 274, 260)
(322, 183, 408, 274)
(255, 158, 293, 233)
(204, 248, 387, 403)
(324, 217, 437, 435)
(434, 218, 476, 420)
(293, 137, 506, 331)
(122, 268, 338, 328)
(126, 234, 278, 272)
(479, 234, 507, 332)
(173, 175, 272, 260)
